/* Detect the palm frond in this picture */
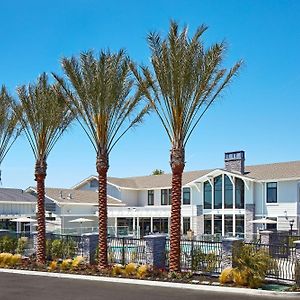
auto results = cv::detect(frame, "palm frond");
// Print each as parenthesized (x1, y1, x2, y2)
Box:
(0, 86, 22, 167)
(13, 73, 74, 162)
(133, 21, 242, 148)
(53, 50, 149, 155)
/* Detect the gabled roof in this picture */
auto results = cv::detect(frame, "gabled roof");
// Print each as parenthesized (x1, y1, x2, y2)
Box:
(0, 188, 37, 203)
(28, 187, 124, 206)
(74, 160, 300, 190)
(47, 188, 124, 206)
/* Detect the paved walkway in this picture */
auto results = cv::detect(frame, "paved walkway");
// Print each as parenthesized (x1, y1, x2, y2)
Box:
(0, 272, 297, 300)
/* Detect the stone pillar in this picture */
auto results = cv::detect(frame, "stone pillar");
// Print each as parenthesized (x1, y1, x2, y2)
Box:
(245, 204, 255, 242)
(144, 234, 167, 269)
(82, 233, 98, 264)
(294, 241, 300, 287)
(221, 237, 243, 270)
(260, 230, 272, 244)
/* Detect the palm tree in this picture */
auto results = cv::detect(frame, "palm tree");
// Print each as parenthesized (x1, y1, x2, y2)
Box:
(53, 50, 149, 269)
(132, 21, 242, 272)
(14, 73, 73, 264)
(0, 86, 22, 183)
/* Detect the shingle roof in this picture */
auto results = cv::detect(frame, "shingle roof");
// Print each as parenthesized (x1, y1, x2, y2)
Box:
(244, 161, 300, 180)
(103, 160, 300, 189)
(0, 188, 37, 202)
(107, 169, 212, 189)
(43, 188, 124, 206)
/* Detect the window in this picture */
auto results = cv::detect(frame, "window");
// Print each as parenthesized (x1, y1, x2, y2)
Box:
(235, 215, 245, 237)
(183, 217, 191, 235)
(214, 176, 222, 209)
(161, 189, 171, 205)
(148, 190, 154, 205)
(224, 215, 233, 236)
(235, 178, 245, 209)
(224, 175, 233, 209)
(204, 215, 212, 234)
(267, 182, 277, 203)
(204, 181, 212, 209)
(266, 217, 277, 230)
(183, 187, 191, 205)
(214, 215, 222, 234)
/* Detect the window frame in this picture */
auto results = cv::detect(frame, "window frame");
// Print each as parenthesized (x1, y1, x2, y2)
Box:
(182, 187, 191, 205)
(266, 182, 277, 204)
(203, 181, 212, 209)
(161, 189, 171, 205)
(148, 190, 154, 206)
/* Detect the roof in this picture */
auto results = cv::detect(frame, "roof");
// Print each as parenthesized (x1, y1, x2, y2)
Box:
(107, 169, 212, 189)
(74, 160, 300, 190)
(0, 188, 37, 203)
(244, 160, 300, 180)
(43, 188, 124, 206)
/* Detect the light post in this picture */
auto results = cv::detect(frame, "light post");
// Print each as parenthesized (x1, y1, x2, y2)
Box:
(289, 219, 295, 235)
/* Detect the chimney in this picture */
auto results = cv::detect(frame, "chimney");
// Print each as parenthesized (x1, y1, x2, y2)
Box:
(224, 151, 245, 174)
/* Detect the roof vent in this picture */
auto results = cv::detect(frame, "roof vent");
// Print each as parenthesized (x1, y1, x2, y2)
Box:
(224, 151, 245, 174)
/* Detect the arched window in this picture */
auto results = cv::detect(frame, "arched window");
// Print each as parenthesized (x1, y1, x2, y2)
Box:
(235, 178, 244, 209)
(224, 175, 233, 208)
(214, 175, 222, 209)
(204, 181, 212, 209)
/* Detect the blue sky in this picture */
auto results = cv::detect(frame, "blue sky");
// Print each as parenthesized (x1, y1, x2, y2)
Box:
(0, 0, 299, 189)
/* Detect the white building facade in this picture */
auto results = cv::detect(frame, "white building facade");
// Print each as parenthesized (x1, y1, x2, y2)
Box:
(73, 151, 300, 238)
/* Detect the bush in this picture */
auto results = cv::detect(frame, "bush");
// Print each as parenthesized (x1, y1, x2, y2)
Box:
(48, 260, 58, 271)
(136, 264, 148, 278)
(219, 243, 276, 289)
(61, 259, 72, 271)
(16, 238, 27, 255)
(46, 239, 76, 260)
(111, 264, 123, 276)
(124, 263, 137, 276)
(192, 249, 218, 273)
(71, 256, 85, 269)
(219, 267, 233, 284)
(0, 236, 17, 253)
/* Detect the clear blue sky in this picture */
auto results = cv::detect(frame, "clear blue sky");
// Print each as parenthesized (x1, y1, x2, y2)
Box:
(0, 0, 299, 189)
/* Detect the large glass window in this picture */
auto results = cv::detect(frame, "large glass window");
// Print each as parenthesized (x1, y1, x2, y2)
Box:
(267, 182, 277, 203)
(204, 215, 212, 234)
(204, 181, 212, 209)
(235, 178, 245, 209)
(161, 189, 171, 205)
(148, 190, 154, 205)
(224, 175, 233, 208)
(183, 187, 191, 205)
(235, 215, 245, 237)
(214, 176, 222, 209)
(183, 217, 191, 234)
(214, 215, 222, 234)
(224, 215, 233, 236)
(153, 218, 168, 233)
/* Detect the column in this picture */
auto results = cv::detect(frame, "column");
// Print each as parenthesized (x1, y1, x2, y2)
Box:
(150, 217, 153, 233)
(245, 204, 255, 242)
(294, 241, 300, 287)
(114, 217, 118, 237)
(221, 237, 243, 270)
(133, 217, 136, 236)
(144, 234, 167, 269)
(260, 230, 272, 244)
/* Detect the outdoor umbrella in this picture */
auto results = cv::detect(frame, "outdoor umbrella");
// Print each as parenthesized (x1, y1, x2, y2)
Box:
(249, 217, 277, 231)
(249, 218, 277, 224)
(69, 218, 93, 235)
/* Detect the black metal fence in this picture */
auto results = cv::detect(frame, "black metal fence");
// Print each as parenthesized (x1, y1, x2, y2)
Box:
(245, 242, 297, 281)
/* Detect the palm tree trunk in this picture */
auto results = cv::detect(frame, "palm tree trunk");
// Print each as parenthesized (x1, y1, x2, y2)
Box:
(97, 151, 109, 269)
(35, 160, 47, 265)
(169, 146, 185, 272)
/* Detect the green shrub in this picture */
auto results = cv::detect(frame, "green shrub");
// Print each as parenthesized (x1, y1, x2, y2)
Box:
(0, 236, 17, 253)
(46, 239, 76, 260)
(232, 243, 276, 288)
(16, 237, 27, 255)
(192, 249, 218, 273)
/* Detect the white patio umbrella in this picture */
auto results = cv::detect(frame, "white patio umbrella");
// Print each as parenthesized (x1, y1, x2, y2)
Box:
(69, 218, 93, 235)
(249, 218, 277, 224)
(249, 217, 277, 231)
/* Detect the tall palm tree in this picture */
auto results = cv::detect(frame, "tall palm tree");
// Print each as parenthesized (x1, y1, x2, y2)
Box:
(14, 73, 73, 264)
(132, 21, 242, 272)
(53, 50, 149, 269)
(0, 86, 22, 183)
